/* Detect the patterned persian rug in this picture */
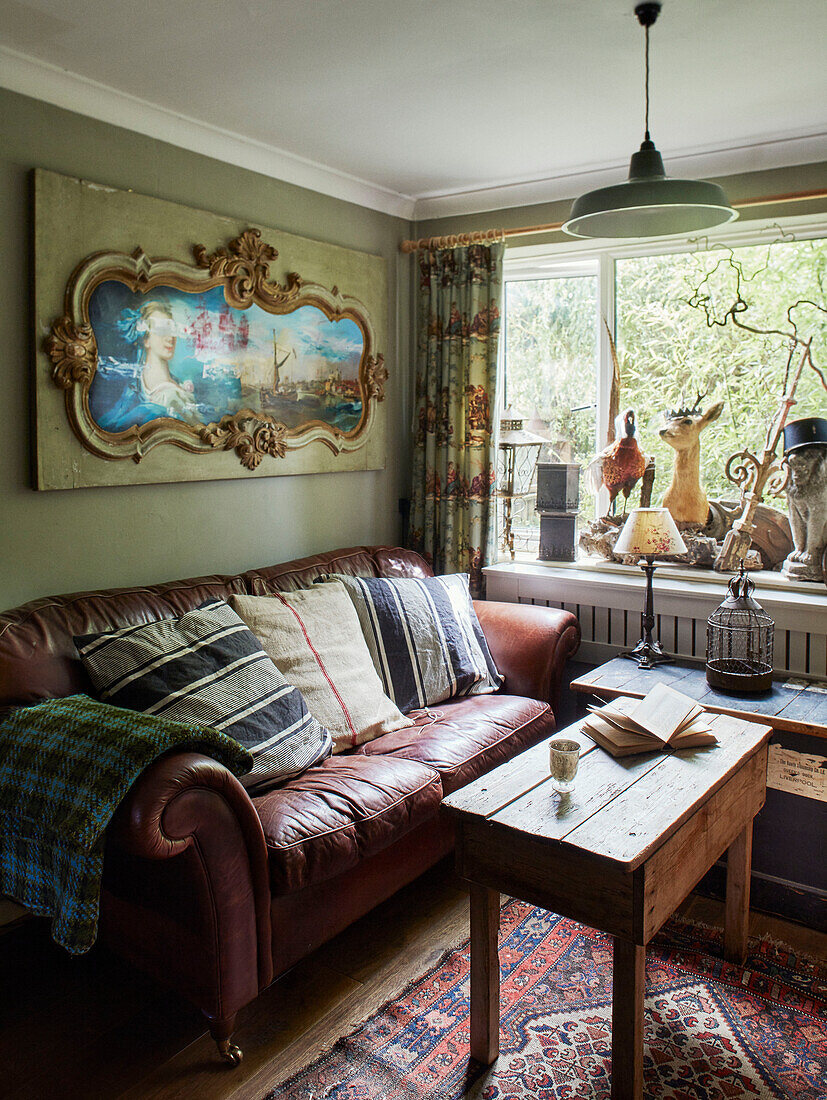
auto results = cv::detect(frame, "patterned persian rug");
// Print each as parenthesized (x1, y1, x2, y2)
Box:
(267, 898, 826, 1100)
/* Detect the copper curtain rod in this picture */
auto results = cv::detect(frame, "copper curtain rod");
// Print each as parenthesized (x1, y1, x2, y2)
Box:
(398, 189, 827, 254)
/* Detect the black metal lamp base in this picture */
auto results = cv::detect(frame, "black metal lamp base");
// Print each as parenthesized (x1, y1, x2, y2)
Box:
(622, 637, 674, 669)
(621, 557, 673, 669)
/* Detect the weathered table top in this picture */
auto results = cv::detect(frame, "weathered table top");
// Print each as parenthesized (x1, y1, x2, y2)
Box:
(571, 657, 827, 740)
(443, 713, 771, 876)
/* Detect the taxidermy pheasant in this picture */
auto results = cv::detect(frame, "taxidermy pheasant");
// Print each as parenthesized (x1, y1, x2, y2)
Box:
(587, 409, 648, 515)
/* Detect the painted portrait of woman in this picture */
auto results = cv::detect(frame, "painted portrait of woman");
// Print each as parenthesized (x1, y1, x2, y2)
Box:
(88, 289, 245, 433)
(89, 299, 199, 431)
(133, 300, 200, 417)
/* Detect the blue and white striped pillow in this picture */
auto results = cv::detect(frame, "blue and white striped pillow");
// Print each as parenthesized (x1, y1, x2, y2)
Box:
(74, 600, 332, 791)
(326, 574, 503, 713)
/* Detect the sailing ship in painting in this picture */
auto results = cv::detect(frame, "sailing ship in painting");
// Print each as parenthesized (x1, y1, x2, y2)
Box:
(252, 328, 361, 422)
(87, 282, 364, 434)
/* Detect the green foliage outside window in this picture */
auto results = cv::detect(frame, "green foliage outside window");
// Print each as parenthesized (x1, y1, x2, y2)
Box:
(616, 238, 826, 504)
(504, 276, 598, 524)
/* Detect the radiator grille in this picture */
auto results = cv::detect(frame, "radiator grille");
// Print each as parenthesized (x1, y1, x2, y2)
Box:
(519, 596, 826, 679)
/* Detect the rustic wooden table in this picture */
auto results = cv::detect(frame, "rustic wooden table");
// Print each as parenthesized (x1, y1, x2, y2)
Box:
(570, 657, 827, 739)
(442, 713, 772, 1100)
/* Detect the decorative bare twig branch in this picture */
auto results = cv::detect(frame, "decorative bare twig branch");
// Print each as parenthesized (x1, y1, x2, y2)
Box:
(685, 250, 827, 391)
(683, 246, 826, 571)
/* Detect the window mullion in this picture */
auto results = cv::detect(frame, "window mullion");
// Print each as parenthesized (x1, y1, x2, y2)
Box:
(594, 251, 615, 517)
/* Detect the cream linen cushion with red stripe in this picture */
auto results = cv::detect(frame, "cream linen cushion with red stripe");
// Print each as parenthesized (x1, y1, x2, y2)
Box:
(229, 584, 412, 753)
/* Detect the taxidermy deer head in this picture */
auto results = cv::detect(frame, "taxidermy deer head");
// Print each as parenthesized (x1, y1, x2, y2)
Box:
(659, 393, 724, 526)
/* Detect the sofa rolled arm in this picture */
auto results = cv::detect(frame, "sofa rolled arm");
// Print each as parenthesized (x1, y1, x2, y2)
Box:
(474, 600, 581, 712)
(108, 751, 263, 861)
(102, 751, 274, 1012)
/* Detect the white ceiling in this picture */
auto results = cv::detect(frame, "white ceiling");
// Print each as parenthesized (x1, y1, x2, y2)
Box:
(1, 0, 825, 219)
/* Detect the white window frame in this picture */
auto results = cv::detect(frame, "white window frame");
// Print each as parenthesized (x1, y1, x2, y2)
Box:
(501, 210, 827, 523)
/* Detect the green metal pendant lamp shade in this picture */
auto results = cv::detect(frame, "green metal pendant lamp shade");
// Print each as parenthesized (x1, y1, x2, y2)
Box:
(563, 3, 738, 240)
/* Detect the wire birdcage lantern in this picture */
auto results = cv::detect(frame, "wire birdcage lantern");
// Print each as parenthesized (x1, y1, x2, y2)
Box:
(706, 565, 774, 692)
(497, 405, 546, 561)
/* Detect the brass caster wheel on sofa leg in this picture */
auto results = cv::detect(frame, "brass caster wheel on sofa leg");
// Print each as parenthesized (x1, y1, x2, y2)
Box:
(206, 1013, 242, 1067)
(217, 1038, 243, 1066)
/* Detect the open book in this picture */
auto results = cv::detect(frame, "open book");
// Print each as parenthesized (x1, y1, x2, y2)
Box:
(581, 682, 717, 757)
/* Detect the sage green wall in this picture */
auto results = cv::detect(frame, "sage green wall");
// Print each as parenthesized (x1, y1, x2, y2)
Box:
(414, 161, 827, 245)
(0, 89, 413, 609)
(3, 85, 823, 612)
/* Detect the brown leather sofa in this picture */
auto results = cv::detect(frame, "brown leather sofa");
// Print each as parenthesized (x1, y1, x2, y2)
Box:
(0, 545, 580, 1064)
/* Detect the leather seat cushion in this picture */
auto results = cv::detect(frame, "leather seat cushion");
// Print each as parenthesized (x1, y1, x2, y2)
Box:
(354, 694, 555, 794)
(254, 754, 443, 895)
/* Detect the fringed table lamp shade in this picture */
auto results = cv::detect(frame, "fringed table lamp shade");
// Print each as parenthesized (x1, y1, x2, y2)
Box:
(706, 566, 774, 692)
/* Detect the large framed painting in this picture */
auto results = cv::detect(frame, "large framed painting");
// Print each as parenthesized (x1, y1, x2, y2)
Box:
(34, 170, 388, 489)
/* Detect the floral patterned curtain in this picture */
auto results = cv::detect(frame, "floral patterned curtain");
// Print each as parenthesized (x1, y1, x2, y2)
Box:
(409, 242, 504, 597)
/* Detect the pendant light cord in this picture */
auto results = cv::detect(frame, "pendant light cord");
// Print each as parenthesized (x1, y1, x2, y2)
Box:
(644, 23, 650, 141)
(635, 1, 659, 142)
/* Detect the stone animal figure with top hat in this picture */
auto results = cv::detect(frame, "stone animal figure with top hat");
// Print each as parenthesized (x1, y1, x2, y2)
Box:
(781, 417, 827, 584)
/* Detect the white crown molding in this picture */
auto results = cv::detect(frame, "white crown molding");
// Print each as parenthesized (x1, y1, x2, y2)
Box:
(413, 131, 827, 222)
(3, 45, 823, 228)
(0, 46, 417, 221)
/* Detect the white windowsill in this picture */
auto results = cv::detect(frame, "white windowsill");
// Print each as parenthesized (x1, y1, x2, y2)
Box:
(488, 553, 827, 597)
(483, 555, 827, 639)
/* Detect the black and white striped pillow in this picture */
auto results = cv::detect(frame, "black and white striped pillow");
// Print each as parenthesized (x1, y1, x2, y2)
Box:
(326, 574, 503, 713)
(74, 600, 332, 791)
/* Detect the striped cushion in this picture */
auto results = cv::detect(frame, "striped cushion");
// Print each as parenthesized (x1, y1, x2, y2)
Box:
(230, 585, 412, 754)
(326, 574, 503, 713)
(74, 600, 332, 791)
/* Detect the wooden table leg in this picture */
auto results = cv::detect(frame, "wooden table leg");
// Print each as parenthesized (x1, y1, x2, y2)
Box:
(469, 884, 500, 1064)
(612, 938, 645, 1100)
(725, 821, 753, 963)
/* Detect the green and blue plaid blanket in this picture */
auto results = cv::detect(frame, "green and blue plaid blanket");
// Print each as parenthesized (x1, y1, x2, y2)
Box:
(0, 694, 252, 954)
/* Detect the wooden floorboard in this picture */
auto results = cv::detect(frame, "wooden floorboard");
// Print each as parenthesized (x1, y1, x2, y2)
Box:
(1, 859, 824, 1100)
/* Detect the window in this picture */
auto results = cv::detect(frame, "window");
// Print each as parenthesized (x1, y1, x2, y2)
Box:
(502, 266, 598, 551)
(500, 216, 827, 559)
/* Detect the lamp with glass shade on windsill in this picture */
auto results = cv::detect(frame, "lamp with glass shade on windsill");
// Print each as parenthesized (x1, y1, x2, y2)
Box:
(614, 507, 687, 668)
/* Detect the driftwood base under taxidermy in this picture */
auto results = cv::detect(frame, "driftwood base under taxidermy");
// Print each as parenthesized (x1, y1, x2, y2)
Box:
(578, 499, 791, 570)
(706, 501, 793, 570)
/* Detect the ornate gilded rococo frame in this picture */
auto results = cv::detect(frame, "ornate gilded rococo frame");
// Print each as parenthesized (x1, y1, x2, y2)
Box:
(45, 229, 388, 469)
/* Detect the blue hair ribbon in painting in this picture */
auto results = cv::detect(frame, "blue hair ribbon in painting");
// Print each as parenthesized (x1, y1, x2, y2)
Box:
(87, 282, 364, 435)
(115, 305, 151, 346)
